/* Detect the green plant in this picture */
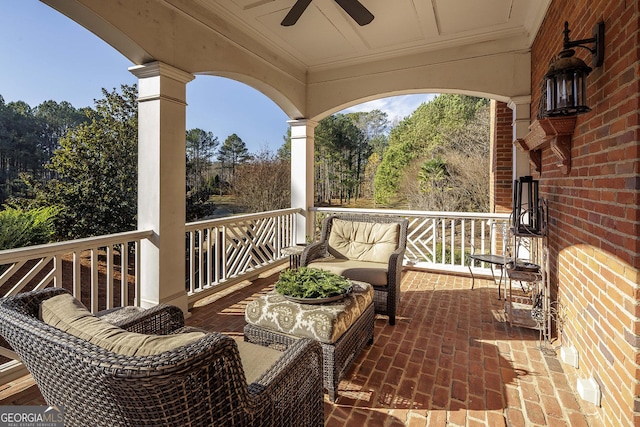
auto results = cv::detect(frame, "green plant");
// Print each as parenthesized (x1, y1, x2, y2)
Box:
(0, 205, 60, 250)
(275, 267, 351, 298)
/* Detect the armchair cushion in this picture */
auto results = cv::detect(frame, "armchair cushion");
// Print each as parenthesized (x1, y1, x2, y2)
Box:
(236, 340, 283, 383)
(301, 214, 408, 325)
(41, 293, 205, 357)
(328, 219, 400, 263)
(306, 258, 388, 287)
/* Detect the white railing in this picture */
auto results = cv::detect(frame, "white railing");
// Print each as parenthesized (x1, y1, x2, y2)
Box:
(310, 207, 511, 275)
(0, 229, 153, 382)
(0, 230, 153, 311)
(0, 206, 505, 382)
(0, 206, 508, 319)
(185, 208, 300, 301)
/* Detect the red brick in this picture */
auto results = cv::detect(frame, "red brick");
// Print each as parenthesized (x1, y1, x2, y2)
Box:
(524, 400, 547, 425)
(541, 394, 564, 419)
(505, 408, 526, 427)
(451, 380, 467, 402)
(431, 386, 450, 409)
(426, 411, 447, 427)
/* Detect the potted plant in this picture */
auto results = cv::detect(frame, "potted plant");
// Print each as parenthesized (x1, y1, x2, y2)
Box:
(275, 267, 352, 302)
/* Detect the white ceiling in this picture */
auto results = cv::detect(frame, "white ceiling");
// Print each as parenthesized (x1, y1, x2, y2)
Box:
(196, 0, 550, 71)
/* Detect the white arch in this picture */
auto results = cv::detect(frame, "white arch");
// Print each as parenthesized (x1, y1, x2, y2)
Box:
(44, 0, 531, 123)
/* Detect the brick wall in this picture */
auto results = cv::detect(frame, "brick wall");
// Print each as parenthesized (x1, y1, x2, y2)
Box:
(530, 1, 639, 425)
(490, 101, 514, 214)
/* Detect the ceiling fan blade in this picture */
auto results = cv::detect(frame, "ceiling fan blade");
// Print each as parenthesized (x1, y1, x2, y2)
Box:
(281, 0, 313, 26)
(334, 0, 374, 26)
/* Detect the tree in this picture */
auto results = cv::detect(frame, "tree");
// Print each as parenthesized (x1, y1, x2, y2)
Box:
(0, 98, 44, 202)
(34, 100, 89, 168)
(314, 114, 368, 205)
(233, 149, 290, 213)
(400, 105, 491, 212)
(217, 133, 251, 185)
(13, 85, 138, 239)
(0, 97, 89, 204)
(347, 109, 389, 157)
(186, 128, 218, 194)
(277, 127, 291, 160)
(374, 94, 488, 204)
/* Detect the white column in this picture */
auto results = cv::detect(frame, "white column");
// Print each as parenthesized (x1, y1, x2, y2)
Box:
(508, 96, 532, 181)
(129, 62, 194, 312)
(289, 119, 317, 244)
(508, 96, 533, 259)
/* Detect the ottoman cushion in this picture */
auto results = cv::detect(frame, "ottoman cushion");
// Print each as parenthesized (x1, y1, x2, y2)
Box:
(245, 281, 373, 344)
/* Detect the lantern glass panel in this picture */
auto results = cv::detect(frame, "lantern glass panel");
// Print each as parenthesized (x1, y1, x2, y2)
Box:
(556, 72, 574, 109)
(573, 72, 587, 107)
(546, 77, 555, 112)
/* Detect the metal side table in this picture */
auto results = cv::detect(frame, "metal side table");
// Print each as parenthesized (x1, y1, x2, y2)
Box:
(468, 253, 511, 299)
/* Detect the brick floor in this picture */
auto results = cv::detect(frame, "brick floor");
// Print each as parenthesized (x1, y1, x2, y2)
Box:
(0, 268, 604, 426)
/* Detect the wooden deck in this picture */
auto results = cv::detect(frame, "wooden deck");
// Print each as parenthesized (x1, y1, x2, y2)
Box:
(0, 268, 603, 426)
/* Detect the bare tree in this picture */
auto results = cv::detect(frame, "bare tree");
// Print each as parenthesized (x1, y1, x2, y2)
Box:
(232, 149, 290, 213)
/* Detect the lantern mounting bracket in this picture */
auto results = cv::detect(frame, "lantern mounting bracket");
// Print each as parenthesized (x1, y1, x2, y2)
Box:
(562, 21, 605, 67)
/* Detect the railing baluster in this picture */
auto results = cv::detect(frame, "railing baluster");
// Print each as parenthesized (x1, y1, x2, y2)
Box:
(54, 256, 62, 288)
(214, 228, 221, 283)
(470, 220, 476, 257)
(121, 243, 129, 306)
(73, 250, 81, 300)
(189, 231, 196, 294)
(90, 248, 99, 313)
(481, 220, 487, 257)
(461, 219, 466, 267)
(106, 244, 113, 310)
(431, 218, 436, 263)
(198, 229, 204, 291)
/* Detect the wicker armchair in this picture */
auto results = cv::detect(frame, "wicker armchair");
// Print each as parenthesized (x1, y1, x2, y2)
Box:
(0, 288, 324, 427)
(300, 214, 408, 325)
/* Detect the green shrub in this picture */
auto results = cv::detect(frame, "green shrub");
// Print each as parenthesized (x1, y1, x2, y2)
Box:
(0, 206, 60, 250)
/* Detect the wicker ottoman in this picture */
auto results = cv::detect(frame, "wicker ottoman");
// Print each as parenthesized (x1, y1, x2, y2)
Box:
(244, 281, 374, 401)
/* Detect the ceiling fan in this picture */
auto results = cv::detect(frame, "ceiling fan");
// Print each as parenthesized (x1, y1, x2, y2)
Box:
(281, 0, 374, 27)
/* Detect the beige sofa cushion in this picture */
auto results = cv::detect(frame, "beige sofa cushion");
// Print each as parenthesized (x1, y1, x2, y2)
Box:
(41, 293, 205, 357)
(328, 219, 399, 263)
(307, 259, 388, 287)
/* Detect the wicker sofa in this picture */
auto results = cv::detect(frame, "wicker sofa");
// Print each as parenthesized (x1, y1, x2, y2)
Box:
(300, 214, 408, 325)
(0, 288, 324, 427)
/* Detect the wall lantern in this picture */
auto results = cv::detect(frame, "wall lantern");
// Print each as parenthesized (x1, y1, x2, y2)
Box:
(518, 20, 605, 175)
(543, 21, 605, 117)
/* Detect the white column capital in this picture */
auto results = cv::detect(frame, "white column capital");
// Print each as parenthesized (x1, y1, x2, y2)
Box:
(507, 95, 532, 110)
(129, 61, 194, 84)
(288, 119, 318, 137)
(287, 118, 318, 126)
